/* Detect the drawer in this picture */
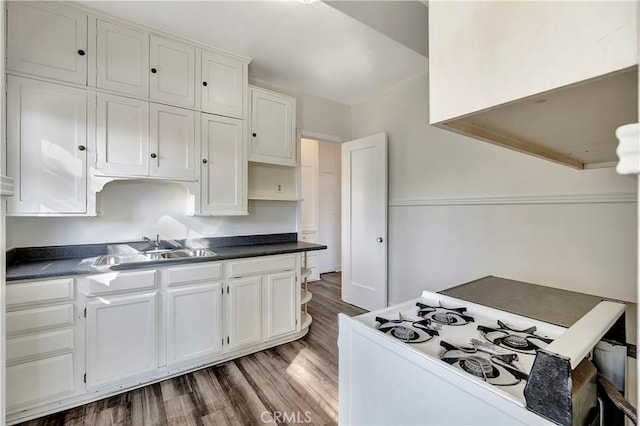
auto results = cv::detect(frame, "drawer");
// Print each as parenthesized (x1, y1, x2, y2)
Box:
(227, 255, 296, 278)
(7, 304, 74, 335)
(7, 329, 74, 362)
(7, 353, 74, 408)
(87, 269, 157, 295)
(7, 278, 74, 308)
(165, 262, 222, 285)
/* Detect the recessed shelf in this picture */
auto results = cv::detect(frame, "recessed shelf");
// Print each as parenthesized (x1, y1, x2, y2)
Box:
(248, 196, 302, 201)
(301, 312, 313, 329)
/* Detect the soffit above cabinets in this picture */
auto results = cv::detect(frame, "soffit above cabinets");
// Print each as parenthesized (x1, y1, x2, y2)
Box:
(441, 68, 638, 169)
(76, 1, 429, 106)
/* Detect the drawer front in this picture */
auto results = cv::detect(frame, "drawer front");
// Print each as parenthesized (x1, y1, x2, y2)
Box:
(227, 255, 296, 278)
(7, 353, 74, 408)
(7, 329, 74, 362)
(7, 304, 74, 335)
(88, 270, 157, 295)
(166, 262, 222, 285)
(7, 278, 74, 308)
(301, 232, 319, 243)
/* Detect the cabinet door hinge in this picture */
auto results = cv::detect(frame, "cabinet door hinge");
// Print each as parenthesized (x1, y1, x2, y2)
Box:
(221, 287, 223, 295)
(83, 373, 87, 383)
(226, 286, 229, 294)
(222, 338, 224, 346)
(84, 308, 87, 318)
(227, 336, 229, 344)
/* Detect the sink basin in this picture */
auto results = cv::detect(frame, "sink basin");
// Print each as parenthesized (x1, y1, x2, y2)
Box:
(92, 248, 217, 268)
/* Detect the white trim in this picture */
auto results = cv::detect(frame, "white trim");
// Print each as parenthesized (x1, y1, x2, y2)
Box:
(0, 176, 14, 198)
(299, 129, 343, 144)
(616, 123, 640, 175)
(389, 192, 637, 207)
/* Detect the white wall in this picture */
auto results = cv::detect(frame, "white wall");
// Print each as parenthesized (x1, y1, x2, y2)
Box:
(318, 141, 341, 272)
(351, 72, 638, 303)
(7, 180, 297, 248)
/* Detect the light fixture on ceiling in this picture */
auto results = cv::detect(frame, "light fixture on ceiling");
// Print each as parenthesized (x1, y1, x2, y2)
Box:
(298, 0, 319, 4)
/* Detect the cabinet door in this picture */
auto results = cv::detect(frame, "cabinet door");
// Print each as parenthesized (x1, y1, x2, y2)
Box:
(201, 114, 247, 215)
(6, 76, 87, 215)
(227, 276, 262, 351)
(150, 35, 195, 107)
(96, 93, 149, 176)
(264, 271, 297, 339)
(150, 104, 195, 180)
(249, 89, 296, 166)
(86, 292, 157, 389)
(7, 2, 87, 85)
(167, 282, 223, 366)
(97, 20, 149, 97)
(201, 51, 246, 119)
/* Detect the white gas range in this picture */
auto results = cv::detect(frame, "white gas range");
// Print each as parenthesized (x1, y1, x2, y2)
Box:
(338, 289, 626, 425)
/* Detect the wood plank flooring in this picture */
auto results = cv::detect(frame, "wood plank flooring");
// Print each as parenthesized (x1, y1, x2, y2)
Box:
(19, 272, 366, 426)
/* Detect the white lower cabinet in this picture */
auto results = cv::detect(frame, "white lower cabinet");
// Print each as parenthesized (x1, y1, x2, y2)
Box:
(167, 282, 223, 366)
(265, 271, 298, 339)
(7, 254, 308, 423)
(227, 276, 263, 350)
(86, 292, 158, 389)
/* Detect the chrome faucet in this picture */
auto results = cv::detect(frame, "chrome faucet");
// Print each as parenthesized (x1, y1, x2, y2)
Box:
(143, 234, 162, 250)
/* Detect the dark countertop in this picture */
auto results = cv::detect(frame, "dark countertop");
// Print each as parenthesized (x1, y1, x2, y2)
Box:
(440, 275, 637, 346)
(7, 233, 326, 282)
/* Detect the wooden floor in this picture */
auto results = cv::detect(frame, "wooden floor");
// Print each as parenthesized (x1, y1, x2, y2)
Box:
(20, 272, 365, 426)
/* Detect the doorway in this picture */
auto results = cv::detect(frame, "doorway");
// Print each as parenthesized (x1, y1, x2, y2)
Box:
(300, 137, 342, 281)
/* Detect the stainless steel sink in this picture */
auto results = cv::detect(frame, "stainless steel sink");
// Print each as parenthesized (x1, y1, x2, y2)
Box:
(92, 248, 217, 268)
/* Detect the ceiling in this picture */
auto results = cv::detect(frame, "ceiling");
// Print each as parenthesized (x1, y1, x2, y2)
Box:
(78, 1, 429, 106)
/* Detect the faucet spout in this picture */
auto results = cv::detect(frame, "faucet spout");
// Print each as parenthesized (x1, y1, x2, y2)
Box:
(142, 234, 162, 250)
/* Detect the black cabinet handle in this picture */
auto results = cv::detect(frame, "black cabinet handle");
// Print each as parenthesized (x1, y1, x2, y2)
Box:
(78, 145, 86, 151)
(202, 159, 208, 164)
(202, 81, 208, 87)
(150, 153, 157, 158)
(252, 133, 257, 137)
(77, 49, 85, 56)
(151, 68, 157, 73)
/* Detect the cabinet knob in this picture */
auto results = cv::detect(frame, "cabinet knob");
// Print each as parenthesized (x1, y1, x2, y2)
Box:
(252, 133, 257, 137)
(202, 81, 208, 87)
(151, 68, 157, 73)
(202, 159, 208, 164)
(150, 153, 157, 159)
(377, 237, 384, 243)
(77, 49, 85, 56)
(78, 145, 86, 151)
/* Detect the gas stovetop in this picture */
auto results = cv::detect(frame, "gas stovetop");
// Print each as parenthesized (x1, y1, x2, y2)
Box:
(353, 291, 567, 406)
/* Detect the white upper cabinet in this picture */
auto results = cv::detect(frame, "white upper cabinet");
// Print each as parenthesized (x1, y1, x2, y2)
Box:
(6, 76, 87, 215)
(249, 87, 296, 166)
(201, 50, 247, 119)
(150, 104, 196, 180)
(97, 20, 149, 98)
(150, 35, 195, 107)
(97, 93, 150, 177)
(97, 93, 195, 180)
(200, 114, 247, 215)
(7, 2, 87, 85)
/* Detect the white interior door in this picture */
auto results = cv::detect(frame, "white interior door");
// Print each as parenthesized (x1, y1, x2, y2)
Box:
(341, 133, 387, 311)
